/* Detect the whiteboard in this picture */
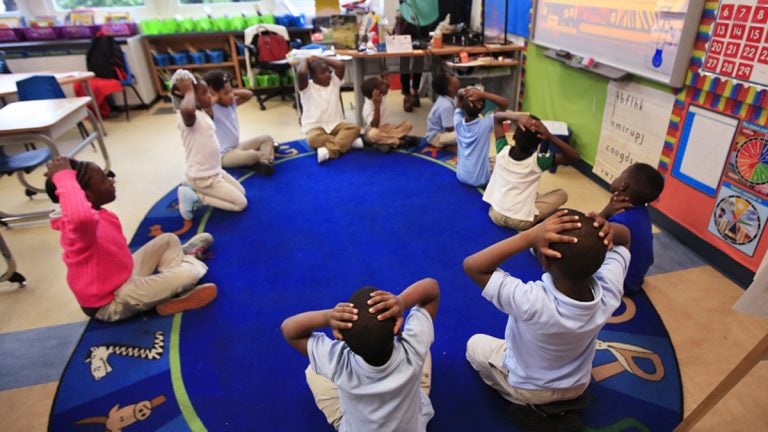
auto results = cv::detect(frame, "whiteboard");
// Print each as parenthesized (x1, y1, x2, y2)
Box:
(533, 0, 707, 87)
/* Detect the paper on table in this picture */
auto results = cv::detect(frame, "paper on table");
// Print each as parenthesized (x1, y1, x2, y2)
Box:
(733, 253, 768, 319)
(542, 120, 569, 136)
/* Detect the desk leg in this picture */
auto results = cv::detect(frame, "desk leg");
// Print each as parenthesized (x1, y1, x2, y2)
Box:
(87, 109, 112, 174)
(82, 79, 107, 137)
(353, 58, 364, 126)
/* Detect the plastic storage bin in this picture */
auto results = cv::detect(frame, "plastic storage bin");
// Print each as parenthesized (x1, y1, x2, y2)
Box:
(0, 28, 22, 42)
(171, 52, 190, 66)
(206, 49, 225, 63)
(139, 18, 161, 35)
(59, 25, 96, 39)
(189, 51, 206, 64)
(152, 52, 172, 67)
(99, 23, 136, 36)
(195, 17, 213, 32)
(21, 27, 60, 41)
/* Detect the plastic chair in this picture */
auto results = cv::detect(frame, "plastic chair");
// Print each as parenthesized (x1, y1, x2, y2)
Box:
(118, 50, 147, 122)
(0, 50, 11, 74)
(244, 24, 295, 110)
(0, 232, 26, 287)
(0, 145, 53, 210)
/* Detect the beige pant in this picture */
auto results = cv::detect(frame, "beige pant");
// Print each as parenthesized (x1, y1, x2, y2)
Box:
(188, 170, 247, 212)
(365, 121, 413, 147)
(95, 233, 208, 322)
(429, 131, 457, 147)
(221, 134, 275, 168)
(466, 334, 587, 405)
(305, 353, 432, 430)
(306, 123, 361, 159)
(489, 188, 568, 231)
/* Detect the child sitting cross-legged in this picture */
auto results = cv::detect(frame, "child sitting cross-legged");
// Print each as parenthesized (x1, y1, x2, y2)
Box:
(297, 56, 362, 163)
(45, 156, 217, 322)
(599, 162, 665, 295)
(170, 69, 248, 220)
(203, 69, 277, 175)
(281, 278, 440, 431)
(360, 75, 421, 152)
(463, 209, 630, 430)
(483, 115, 580, 231)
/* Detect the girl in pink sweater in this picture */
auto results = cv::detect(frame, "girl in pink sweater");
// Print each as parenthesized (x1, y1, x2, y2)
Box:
(46, 156, 217, 322)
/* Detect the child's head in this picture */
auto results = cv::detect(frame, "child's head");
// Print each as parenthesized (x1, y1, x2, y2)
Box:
(308, 59, 332, 87)
(203, 70, 234, 107)
(611, 163, 665, 205)
(340, 286, 395, 366)
(432, 70, 460, 97)
(362, 76, 389, 99)
(170, 70, 210, 110)
(510, 115, 543, 156)
(45, 159, 115, 209)
(546, 209, 607, 280)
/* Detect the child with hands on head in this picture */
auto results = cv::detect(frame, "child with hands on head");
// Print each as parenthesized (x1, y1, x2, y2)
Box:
(599, 162, 665, 295)
(171, 69, 247, 221)
(360, 76, 420, 152)
(483, 115, 580, 231)
(45, 155, 216, 322)
(281, 278, 440, 431)
(462, 209, 630, 415)
(297, 56, 362, 164)
(203, 70, 277, 174)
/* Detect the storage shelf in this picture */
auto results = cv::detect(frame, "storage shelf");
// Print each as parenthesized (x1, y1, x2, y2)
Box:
(156, 62, 236, 70)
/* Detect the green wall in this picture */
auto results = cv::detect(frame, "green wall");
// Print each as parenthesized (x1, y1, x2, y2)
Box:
(522, 44, 672, 165)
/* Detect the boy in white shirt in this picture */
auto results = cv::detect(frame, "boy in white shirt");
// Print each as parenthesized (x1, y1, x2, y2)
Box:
(281, 278, 440, 431)
(361, 76, 420, 152)
(297, 56, 362, 163)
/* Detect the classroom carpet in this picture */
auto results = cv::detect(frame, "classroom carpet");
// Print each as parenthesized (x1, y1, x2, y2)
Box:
(49, 140, 682, 431)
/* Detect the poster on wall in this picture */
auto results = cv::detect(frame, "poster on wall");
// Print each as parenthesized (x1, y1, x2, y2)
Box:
(671, 105, 739, 196)
(723, 121, 768, 198)
(702, 0, 768, 87)
(594, 81, 676, 183)
(708, 181, 768, 256)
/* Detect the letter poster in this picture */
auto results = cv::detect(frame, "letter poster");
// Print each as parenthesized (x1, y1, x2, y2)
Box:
(702, 0, 768, 87)
(594, 81, 676, 183)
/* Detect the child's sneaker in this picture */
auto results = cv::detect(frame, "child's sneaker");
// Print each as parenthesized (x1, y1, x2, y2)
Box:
(156, 283, 217, 316)
(177, 185, 201, 220)
(317, 146, 330, 163)
(253, 161, 275, 176)
(351, 137, 364, 149)
(182, 232, 214, 260)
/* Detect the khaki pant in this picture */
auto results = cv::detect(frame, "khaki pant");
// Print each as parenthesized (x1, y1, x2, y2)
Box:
(305, 353, 432, 430)
(306, 123, 361, 159)
(188, 170, 247, 212)
(429, 131, 457, 148)
(489, 188, 568, 231)
(365, 121, 413, 147)
(466, 334, 586, 405)
(95, 233, 208, 322)
(221, 134, 275, 168)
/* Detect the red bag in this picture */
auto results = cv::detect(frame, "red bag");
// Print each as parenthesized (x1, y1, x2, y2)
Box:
(257, 30, 290, 63)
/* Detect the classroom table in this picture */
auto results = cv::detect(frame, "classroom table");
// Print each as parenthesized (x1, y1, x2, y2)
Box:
(0, 71, 107, 137)
(335, 44, 525, 125)
(0, 97, 110, 225)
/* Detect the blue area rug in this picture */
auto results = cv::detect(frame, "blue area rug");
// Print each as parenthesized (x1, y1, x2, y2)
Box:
(50, 141, 682, 431)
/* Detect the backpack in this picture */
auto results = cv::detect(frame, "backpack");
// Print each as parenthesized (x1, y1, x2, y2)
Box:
(86, 34, 127, 81)
(252, 28, 291, 63)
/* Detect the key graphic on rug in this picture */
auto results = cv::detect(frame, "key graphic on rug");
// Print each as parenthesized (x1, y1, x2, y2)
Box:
(86, 331, 165, 380)
(75, 395, 166, 432)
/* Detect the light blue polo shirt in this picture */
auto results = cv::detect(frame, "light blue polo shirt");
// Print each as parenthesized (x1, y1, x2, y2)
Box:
(425, 95, 456, 143)
(211, 102, 239, 155)
(454, 108, 494, 187)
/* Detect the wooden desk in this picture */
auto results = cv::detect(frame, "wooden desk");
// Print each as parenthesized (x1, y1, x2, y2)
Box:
(0, 97, 111, 225)
(335, 44, 524, 125)
(0, 71, 107, 137)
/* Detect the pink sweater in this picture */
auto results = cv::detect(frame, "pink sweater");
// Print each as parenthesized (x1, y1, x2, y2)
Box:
(50, 170, 133, 307)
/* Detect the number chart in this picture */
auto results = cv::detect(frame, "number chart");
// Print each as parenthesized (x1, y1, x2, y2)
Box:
(702, 0, 768, 86)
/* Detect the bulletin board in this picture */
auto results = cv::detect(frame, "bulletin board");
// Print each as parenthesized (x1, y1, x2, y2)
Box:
(701, 0, 768, 87)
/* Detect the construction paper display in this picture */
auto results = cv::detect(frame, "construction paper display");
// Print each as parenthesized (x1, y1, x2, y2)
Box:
(708, 181, 768, 255)
(724, 121, 768, 196)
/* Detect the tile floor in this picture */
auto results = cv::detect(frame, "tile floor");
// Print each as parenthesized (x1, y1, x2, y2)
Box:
(0, 91, 766, 431)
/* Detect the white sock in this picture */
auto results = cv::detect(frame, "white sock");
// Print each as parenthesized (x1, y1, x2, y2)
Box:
(351, 137, 364, 149)
(317, 146, 330, 163)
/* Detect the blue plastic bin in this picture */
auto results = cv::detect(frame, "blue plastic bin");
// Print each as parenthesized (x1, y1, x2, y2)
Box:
(171, 52, 190, 66)
(189, 51, 206, 64)
(152, 52, 172, 67)
(206, 49, 225, 63)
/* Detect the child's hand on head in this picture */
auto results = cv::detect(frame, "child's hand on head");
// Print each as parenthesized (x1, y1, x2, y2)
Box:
(587, 211, 614, 250)
(367, 290, 405, 335)
(529, 209, 581, 258)
(329, 302, 358, 340)
(45, 156, 72, 178)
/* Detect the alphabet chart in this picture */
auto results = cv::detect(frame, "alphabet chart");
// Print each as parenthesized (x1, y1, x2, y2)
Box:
(702, 0, 768, 86)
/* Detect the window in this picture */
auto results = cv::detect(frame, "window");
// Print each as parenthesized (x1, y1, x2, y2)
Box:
(178, 0, 259, 4)
(54, 0, 145, 9)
